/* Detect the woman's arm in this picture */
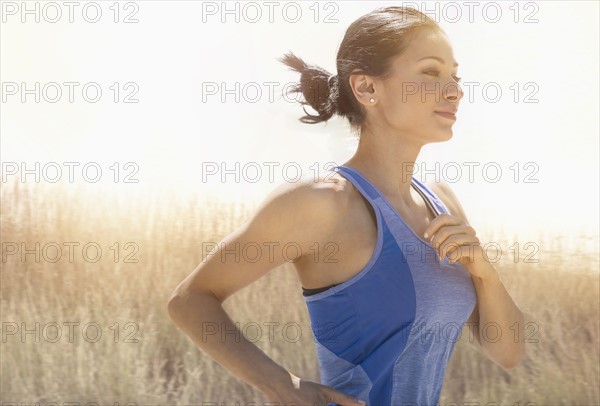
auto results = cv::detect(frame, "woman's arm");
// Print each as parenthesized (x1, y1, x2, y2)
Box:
(167, 179, 365, 404)
(167, 290, 293, 397)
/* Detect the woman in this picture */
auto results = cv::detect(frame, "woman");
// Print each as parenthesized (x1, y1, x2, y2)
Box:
(167, 6, 526, 405)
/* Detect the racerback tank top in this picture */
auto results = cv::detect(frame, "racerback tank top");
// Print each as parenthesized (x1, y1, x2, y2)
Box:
(302, 164, 477, 405)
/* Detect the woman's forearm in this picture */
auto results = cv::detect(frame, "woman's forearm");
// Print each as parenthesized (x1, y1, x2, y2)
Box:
(167, 292, 294, 398)
(470, 269, 526, 368)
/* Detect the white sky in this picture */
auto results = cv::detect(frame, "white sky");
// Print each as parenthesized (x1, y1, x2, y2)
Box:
(2, 0, 599, 239)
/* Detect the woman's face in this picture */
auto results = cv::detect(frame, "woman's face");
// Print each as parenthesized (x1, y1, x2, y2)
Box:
(373, 29, 464, 142)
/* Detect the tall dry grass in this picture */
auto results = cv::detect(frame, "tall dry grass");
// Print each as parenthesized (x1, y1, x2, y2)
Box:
(1, 180, 598, 405)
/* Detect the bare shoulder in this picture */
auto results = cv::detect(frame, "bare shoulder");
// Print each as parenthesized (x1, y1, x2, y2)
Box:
(426, 180, 470, 224)
(249, 170, 356, 237)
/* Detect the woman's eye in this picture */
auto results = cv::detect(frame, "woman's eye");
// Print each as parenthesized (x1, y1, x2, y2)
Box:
(423, 70, 462, 83)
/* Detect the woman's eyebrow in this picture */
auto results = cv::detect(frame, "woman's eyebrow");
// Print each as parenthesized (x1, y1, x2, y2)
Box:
(417, 56, 459, 67)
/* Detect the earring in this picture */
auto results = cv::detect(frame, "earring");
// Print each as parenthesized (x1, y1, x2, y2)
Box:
(369, 98, 375, 103)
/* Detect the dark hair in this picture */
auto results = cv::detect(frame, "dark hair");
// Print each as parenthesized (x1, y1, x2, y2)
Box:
(278, 6, 442, 136)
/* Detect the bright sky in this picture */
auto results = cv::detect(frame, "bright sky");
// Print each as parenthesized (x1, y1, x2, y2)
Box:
(2, 1, 599, 239)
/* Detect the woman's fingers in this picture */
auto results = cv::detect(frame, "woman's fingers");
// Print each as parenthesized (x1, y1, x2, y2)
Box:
(439, 234, 480, 262)
(430, 224, 475, 249)
(446, 243, 475, 263)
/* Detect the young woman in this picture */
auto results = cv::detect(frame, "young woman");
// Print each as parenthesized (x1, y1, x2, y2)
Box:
(168, 6, 526, 405)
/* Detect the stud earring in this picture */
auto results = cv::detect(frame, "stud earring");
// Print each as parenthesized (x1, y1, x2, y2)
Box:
(369, 98, 375, 103)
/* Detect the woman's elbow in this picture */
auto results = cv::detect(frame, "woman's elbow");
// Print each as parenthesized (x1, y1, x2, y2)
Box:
(499, 347, 526, 370)
(502, 356, 523, 370)
(167, 290, 186, 322)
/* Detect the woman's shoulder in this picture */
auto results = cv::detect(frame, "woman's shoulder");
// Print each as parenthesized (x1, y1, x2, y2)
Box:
(256, 170, 357, 232)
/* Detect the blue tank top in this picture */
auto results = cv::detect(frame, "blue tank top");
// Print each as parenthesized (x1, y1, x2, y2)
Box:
(303, 165, 477, 405)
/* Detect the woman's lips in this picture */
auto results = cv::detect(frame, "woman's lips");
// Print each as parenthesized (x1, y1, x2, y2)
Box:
(435, 111, 456, 120)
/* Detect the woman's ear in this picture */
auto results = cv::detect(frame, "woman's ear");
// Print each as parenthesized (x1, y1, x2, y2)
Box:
(349, 72, 376, 107)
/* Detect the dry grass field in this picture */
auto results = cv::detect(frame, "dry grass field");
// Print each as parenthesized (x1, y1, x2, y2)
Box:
(1, 181, 598, 405)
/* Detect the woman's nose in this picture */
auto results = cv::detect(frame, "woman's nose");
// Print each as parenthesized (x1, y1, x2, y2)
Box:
(443, 82, 463, 102)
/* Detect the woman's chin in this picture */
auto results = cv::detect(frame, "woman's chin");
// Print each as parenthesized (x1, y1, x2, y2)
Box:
(432, 127, 454, 142)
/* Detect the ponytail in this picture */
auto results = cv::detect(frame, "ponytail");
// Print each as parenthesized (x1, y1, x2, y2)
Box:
(278, 51, 338, 124)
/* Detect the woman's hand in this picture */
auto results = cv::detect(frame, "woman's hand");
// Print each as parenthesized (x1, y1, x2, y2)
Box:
(423, 213, 495, 280)
(265, 371, 366, 406)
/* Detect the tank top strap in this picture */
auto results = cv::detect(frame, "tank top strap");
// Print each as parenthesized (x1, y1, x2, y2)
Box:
(331, 165, 385, 206)
(411, 177, 451, 216)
